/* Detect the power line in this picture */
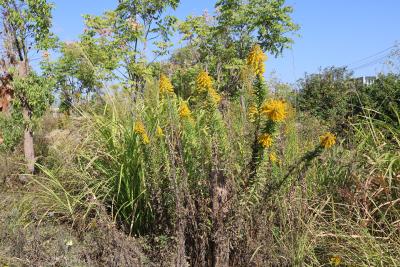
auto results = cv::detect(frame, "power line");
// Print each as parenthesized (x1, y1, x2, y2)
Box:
(349, 52, 391, 71)
(345, 44, 396, 68)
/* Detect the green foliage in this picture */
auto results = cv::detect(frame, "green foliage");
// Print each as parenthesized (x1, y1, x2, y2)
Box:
(90, 101, 154, 235)
(42, 42, 103, 112)
(0, 71, 54, 152)
(0, 0, 57, 116)
(0, 111, 23, 151)
(297, 67, 400, 137)
(355, 73, 400, 124)
(178, 0, 299, 96)
(169, 46, 201, 98)
(80, 0, 180, 90)
(0, 0, 57, 50)
(215, 0, 299, 56)
(12, 71, 55, 123)
(297, 66, 357, 132)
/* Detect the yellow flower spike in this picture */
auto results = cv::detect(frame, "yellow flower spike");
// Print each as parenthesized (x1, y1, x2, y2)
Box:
(320, 132, 336, 149)
(208, 87, 221, 105)
(329, 255, 341, 266)
(247, 45, 267, 76)
(134, 121, 146, 135)
(195, 70, 222, 106)
(159, 74, 174, 94)
(258, 133, 273, 148)
(261, 99, 288, 122)
(269, 152, 278, 163)
(156, 126, 164, 137)
(134, 121, 150, 144)
(142, 133, 150, 144)
(196, 70, 213, 91)
(179, 101, 192, 119)
(248, 105, 259, 122)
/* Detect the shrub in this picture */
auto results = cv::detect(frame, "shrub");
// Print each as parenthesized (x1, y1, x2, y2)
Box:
(297, 67, 355, 131)
(0, 111, 24, 152)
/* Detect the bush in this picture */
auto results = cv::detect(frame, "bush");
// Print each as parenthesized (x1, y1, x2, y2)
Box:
(0, 111, 24, 152)
(354, 73, 400, 124)
(297, 66, 356, 133)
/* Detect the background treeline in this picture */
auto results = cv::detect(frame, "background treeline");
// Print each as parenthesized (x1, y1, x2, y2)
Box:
(297, 66, 400, 136)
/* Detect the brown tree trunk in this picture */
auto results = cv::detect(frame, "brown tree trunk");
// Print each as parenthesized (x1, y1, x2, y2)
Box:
(22, 107, 35, 173)
(18, 60, 35, 173)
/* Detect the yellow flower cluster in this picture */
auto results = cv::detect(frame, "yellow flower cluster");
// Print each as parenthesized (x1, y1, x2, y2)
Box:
(320, 132, 336, 149)
(208, 87, 221, 105)
(196, 71, 221, 105)
(248, 105, 259, 122)
(196, 70, 213, 91)
(247, 45, 267, 76)
(134, 121, 150, 144)
(258, 133, 273, 148)
(159, 74, 174, 95)
(156, 126, 164, 137)
(179, 102, 192, 119)
(261, 99, 288, 122)
(269, 152, 278, 163)
(329, 255, 341, 266)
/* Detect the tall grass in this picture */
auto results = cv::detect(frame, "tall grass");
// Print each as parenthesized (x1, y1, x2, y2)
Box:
(87, 98, 154, 235)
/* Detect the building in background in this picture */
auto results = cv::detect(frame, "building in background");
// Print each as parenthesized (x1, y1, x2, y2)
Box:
(354, 76, 377, 86)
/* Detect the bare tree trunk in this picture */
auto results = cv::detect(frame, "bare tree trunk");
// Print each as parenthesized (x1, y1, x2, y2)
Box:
(22, 107, 35, 173)
(18, 60, 35, 173)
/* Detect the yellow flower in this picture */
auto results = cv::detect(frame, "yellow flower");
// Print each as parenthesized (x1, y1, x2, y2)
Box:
(208, 87, 221, 105)
(258, 133, 273, 148)
(179, 102, 192, 119)
(247, 45, 267, 76)
(329, 255, 341, 266)
(196, 70, 213, 91)
(142, 133, 150, 144)
(134, 121, 150, 144)
(156, 126, 164, 137)
(248, 105, 259, 122)
(134, 121, 146, 135)
(159, 74, 174, 94)
(196, 70, 222, 106)
(269, 152, 278, 163)
(261, 99, 288, 122)
(320, 132, 336, 149)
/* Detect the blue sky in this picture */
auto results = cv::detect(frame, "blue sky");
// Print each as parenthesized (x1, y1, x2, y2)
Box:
(52, 0, 400, 84)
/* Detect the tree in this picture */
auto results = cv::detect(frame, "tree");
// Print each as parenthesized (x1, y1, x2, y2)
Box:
(43, 42, 103, 114)
(0, 0, 56, 172)
(178, 0, 299, 96)
(215, 0, 299, 56)
(80, 0, 180, 95)
(297, 67, 359, 133)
